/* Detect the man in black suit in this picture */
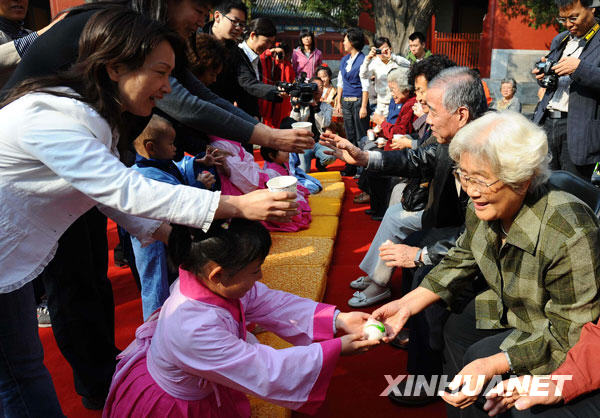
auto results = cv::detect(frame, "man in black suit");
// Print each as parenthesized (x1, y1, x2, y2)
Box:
(321, 67, 486, 308)
(533, 0, 600, 180)
(235, 17, 283, 118)
(321, 68, 488, 406)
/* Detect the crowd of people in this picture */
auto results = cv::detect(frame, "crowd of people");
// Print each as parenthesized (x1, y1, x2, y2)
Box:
(0, 0, 599, 417)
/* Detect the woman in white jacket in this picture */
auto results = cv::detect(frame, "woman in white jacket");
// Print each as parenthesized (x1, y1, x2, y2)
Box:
(0, 9, 296, 417)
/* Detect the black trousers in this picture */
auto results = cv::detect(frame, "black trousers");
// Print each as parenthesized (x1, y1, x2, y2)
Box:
(443, 297, 514, 418)
(543, 117, 595, 181)
(444, 297, 600, 417)
(39, 207, 119, 400)
(341, 98, 369, 147)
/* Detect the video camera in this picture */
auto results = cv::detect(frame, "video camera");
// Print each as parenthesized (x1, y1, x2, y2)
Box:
(534, 59, 559, 90)
(277, 72, 318, 108)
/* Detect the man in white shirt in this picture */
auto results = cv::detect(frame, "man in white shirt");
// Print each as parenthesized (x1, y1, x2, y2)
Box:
(359, 36, 410, 117)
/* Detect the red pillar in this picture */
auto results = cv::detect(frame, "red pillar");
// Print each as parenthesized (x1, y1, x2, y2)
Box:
(478, 0, 496, 78)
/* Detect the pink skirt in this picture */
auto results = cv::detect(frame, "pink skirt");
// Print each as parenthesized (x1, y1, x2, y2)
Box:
(105, 354, 251, 418)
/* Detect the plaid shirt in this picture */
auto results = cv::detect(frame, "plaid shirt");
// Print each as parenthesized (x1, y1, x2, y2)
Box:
(421, 187, 600, 374)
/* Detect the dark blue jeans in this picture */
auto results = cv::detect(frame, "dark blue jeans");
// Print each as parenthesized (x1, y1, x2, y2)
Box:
(0, 282, 64, 417)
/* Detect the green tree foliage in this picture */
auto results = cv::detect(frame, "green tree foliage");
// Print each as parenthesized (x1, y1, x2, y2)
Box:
(298, 0, 367, 28)
(500, 0, 559, 28)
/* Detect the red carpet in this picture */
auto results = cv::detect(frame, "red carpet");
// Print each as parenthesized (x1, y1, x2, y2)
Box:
(39, 160, 447, 417)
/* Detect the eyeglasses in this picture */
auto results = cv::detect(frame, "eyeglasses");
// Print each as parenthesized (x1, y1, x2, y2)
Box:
(223, 14, 246, 29)
(556, 15, 579, 25)
(453, 168, 501, 193)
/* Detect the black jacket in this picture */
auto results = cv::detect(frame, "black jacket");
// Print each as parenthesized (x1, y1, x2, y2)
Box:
(374, 142, 469, 262)
(234, 45, 282, 117)
(533, 24, 600, 165)
(203, 22, 281, 118)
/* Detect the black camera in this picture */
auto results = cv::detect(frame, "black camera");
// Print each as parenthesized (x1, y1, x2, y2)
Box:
(273, 51, 284, 60)
(534, 59, 559, 90)
(277, 73, 318, 107)
(375, 48, 382, 54)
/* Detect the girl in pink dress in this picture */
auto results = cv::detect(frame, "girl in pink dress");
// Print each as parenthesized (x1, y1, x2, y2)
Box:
(103, 220, 377, 417)
(260, 146, 313, 232)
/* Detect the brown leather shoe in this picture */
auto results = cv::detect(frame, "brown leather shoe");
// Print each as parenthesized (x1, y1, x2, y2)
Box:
(353, 192, 370, 204)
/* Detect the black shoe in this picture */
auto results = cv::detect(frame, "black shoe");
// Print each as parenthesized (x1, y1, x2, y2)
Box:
(371, 215, 384, 221)
(388, 379, 439, 407)
(365, 209, 375, 215)
(82, 396, 105, 410)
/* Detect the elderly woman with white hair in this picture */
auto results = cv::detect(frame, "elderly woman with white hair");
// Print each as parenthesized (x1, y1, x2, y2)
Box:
(492, 78, 521, 112)
(370, 66, 417, 140)
(371, 111, 600, 417)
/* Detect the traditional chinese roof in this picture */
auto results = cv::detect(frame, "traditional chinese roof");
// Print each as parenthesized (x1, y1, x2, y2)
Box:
(251, 0, 339, 31)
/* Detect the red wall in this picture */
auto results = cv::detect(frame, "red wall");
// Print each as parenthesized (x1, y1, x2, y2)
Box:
(358, 9, 375, 33)
(491, 9, 557, 50)
(49, 0, 82, 17)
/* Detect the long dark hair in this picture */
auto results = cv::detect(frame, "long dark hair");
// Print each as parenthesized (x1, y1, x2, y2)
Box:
(1, 8, 183, 134)
(168, 219, 272, 275)
(298, 29, 315, 52)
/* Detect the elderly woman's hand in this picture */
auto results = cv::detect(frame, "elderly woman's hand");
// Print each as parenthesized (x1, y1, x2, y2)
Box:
(483, 376, 562, 416)
(370, 300, 411, 343)
(442, 353, 511, 410)
(319, 132, 369, 167)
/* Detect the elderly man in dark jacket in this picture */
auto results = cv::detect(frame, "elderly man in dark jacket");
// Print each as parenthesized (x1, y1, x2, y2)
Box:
(321, 66, 488, 405)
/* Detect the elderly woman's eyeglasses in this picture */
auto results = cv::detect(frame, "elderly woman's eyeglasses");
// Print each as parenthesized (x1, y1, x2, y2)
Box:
(453, 168, 501, 193)
(223, 14, 246, 29)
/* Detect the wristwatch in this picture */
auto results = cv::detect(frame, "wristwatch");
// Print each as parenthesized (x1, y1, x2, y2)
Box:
(414, 248, 424, 267)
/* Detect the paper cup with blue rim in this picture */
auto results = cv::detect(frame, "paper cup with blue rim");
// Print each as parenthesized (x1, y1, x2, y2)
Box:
(266, 175, 298, 202)
(291, 121, 312, 131)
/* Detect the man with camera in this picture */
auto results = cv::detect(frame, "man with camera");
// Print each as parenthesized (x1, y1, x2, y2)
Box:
(533, 0, 600, 180)
(289, 76, 334, 171)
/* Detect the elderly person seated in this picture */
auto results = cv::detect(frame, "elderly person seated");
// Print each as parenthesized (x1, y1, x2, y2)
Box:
(370, 67, 418, 140)
(492, 78, 521, 112)
(372, 110, 600, 418)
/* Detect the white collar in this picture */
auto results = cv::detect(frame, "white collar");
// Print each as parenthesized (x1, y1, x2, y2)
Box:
(239, 41, 259, 63)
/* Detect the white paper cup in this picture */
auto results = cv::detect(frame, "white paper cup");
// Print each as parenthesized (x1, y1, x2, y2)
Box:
(266, 176, 298, 196)
(376, 138, 387, 146)
(393, 134, 402, 140)
(291, 121, 312, 131)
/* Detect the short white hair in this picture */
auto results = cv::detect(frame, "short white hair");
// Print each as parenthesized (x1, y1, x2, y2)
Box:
(387, 67, 411, 92)
(449, 111, 551, 191)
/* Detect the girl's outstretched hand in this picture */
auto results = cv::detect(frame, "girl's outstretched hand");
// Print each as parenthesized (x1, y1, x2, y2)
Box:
(340, 333, 380, 356)
(336, 311, 370, 335)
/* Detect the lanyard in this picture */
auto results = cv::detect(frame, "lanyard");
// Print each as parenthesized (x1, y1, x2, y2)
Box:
(556, 21, 600, 55)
